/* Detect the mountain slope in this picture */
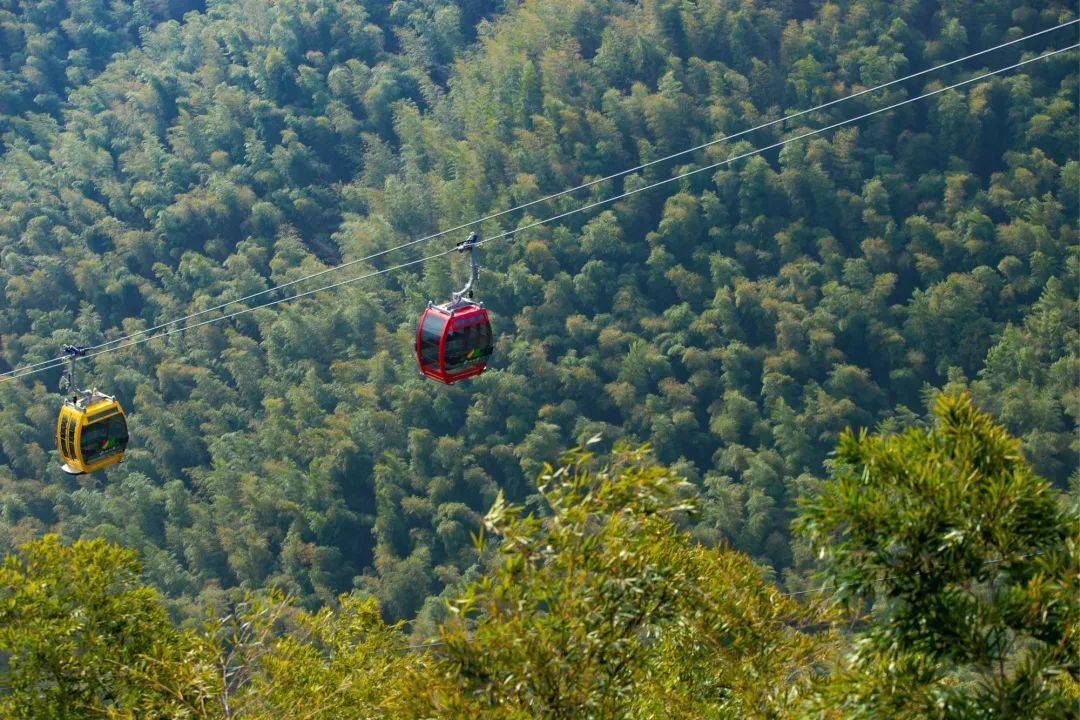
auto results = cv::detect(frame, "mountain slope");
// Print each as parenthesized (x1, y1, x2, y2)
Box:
(0, 0, 1075, 618)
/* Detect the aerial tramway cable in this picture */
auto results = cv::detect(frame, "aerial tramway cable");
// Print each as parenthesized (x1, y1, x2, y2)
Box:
(1, 41, 1077, 384)
(1, 20, 1075, 381)
(467, 42, 1080, 254)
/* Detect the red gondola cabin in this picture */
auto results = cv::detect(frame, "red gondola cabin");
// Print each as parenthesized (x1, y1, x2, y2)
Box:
(415, 302, 493, 383)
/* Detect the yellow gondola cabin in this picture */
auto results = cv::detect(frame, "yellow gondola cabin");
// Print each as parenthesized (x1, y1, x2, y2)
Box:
(55, 345, 129, 475)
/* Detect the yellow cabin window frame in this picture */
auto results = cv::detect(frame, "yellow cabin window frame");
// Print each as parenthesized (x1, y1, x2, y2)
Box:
(63, 415, 75, 459)
(57, 408, 78, 467)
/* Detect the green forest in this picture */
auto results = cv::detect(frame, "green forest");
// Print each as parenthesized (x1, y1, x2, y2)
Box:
(2, 396, 1077, 717)
(0, 0, 1076, 715)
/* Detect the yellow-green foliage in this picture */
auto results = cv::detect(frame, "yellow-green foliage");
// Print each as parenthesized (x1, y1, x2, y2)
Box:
(0, 536, 218, 719)
(0, 447, 835, 719)
(411, 443, 833, 719)
(797, 393, 1079, 719)
(1, 404, 1076, 717)
(222, 594, 425, 719)
(0, 0, 1076, 624)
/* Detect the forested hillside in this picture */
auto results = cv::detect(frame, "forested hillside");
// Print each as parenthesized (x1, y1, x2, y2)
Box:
(2, 397, 1076, 717)
(0, 0, 1076, 630)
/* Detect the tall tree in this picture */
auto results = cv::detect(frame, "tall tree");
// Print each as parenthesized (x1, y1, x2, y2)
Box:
(797, 393, 1079, 719)
(412, 442, 832, 719)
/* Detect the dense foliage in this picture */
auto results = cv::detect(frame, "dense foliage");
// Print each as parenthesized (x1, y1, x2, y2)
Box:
(416, 442, 828, 718)
(0, 0, 1076, 627)
(798, 393, 1078, 719)
(0, 399, 1074, 717)
(0, 535, 211, 718)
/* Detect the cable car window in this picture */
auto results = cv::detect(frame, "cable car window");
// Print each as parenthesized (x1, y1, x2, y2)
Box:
(420, 313, 444, 368)
(80, 414, 129, 464)
(59, 415, 72, 458)
(66, 416, 76, 458)
(444, 320, 492, 372)
(475, 322, 493, 359)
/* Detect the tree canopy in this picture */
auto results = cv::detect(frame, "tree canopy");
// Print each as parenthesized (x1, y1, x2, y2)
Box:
(798, 393, 1078, 719)
(0, 398, 1074, 717)
(0, 0, 1075, 651)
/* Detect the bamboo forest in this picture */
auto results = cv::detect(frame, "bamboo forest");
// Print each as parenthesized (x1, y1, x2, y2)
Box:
(0, 0, 1076, 717)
